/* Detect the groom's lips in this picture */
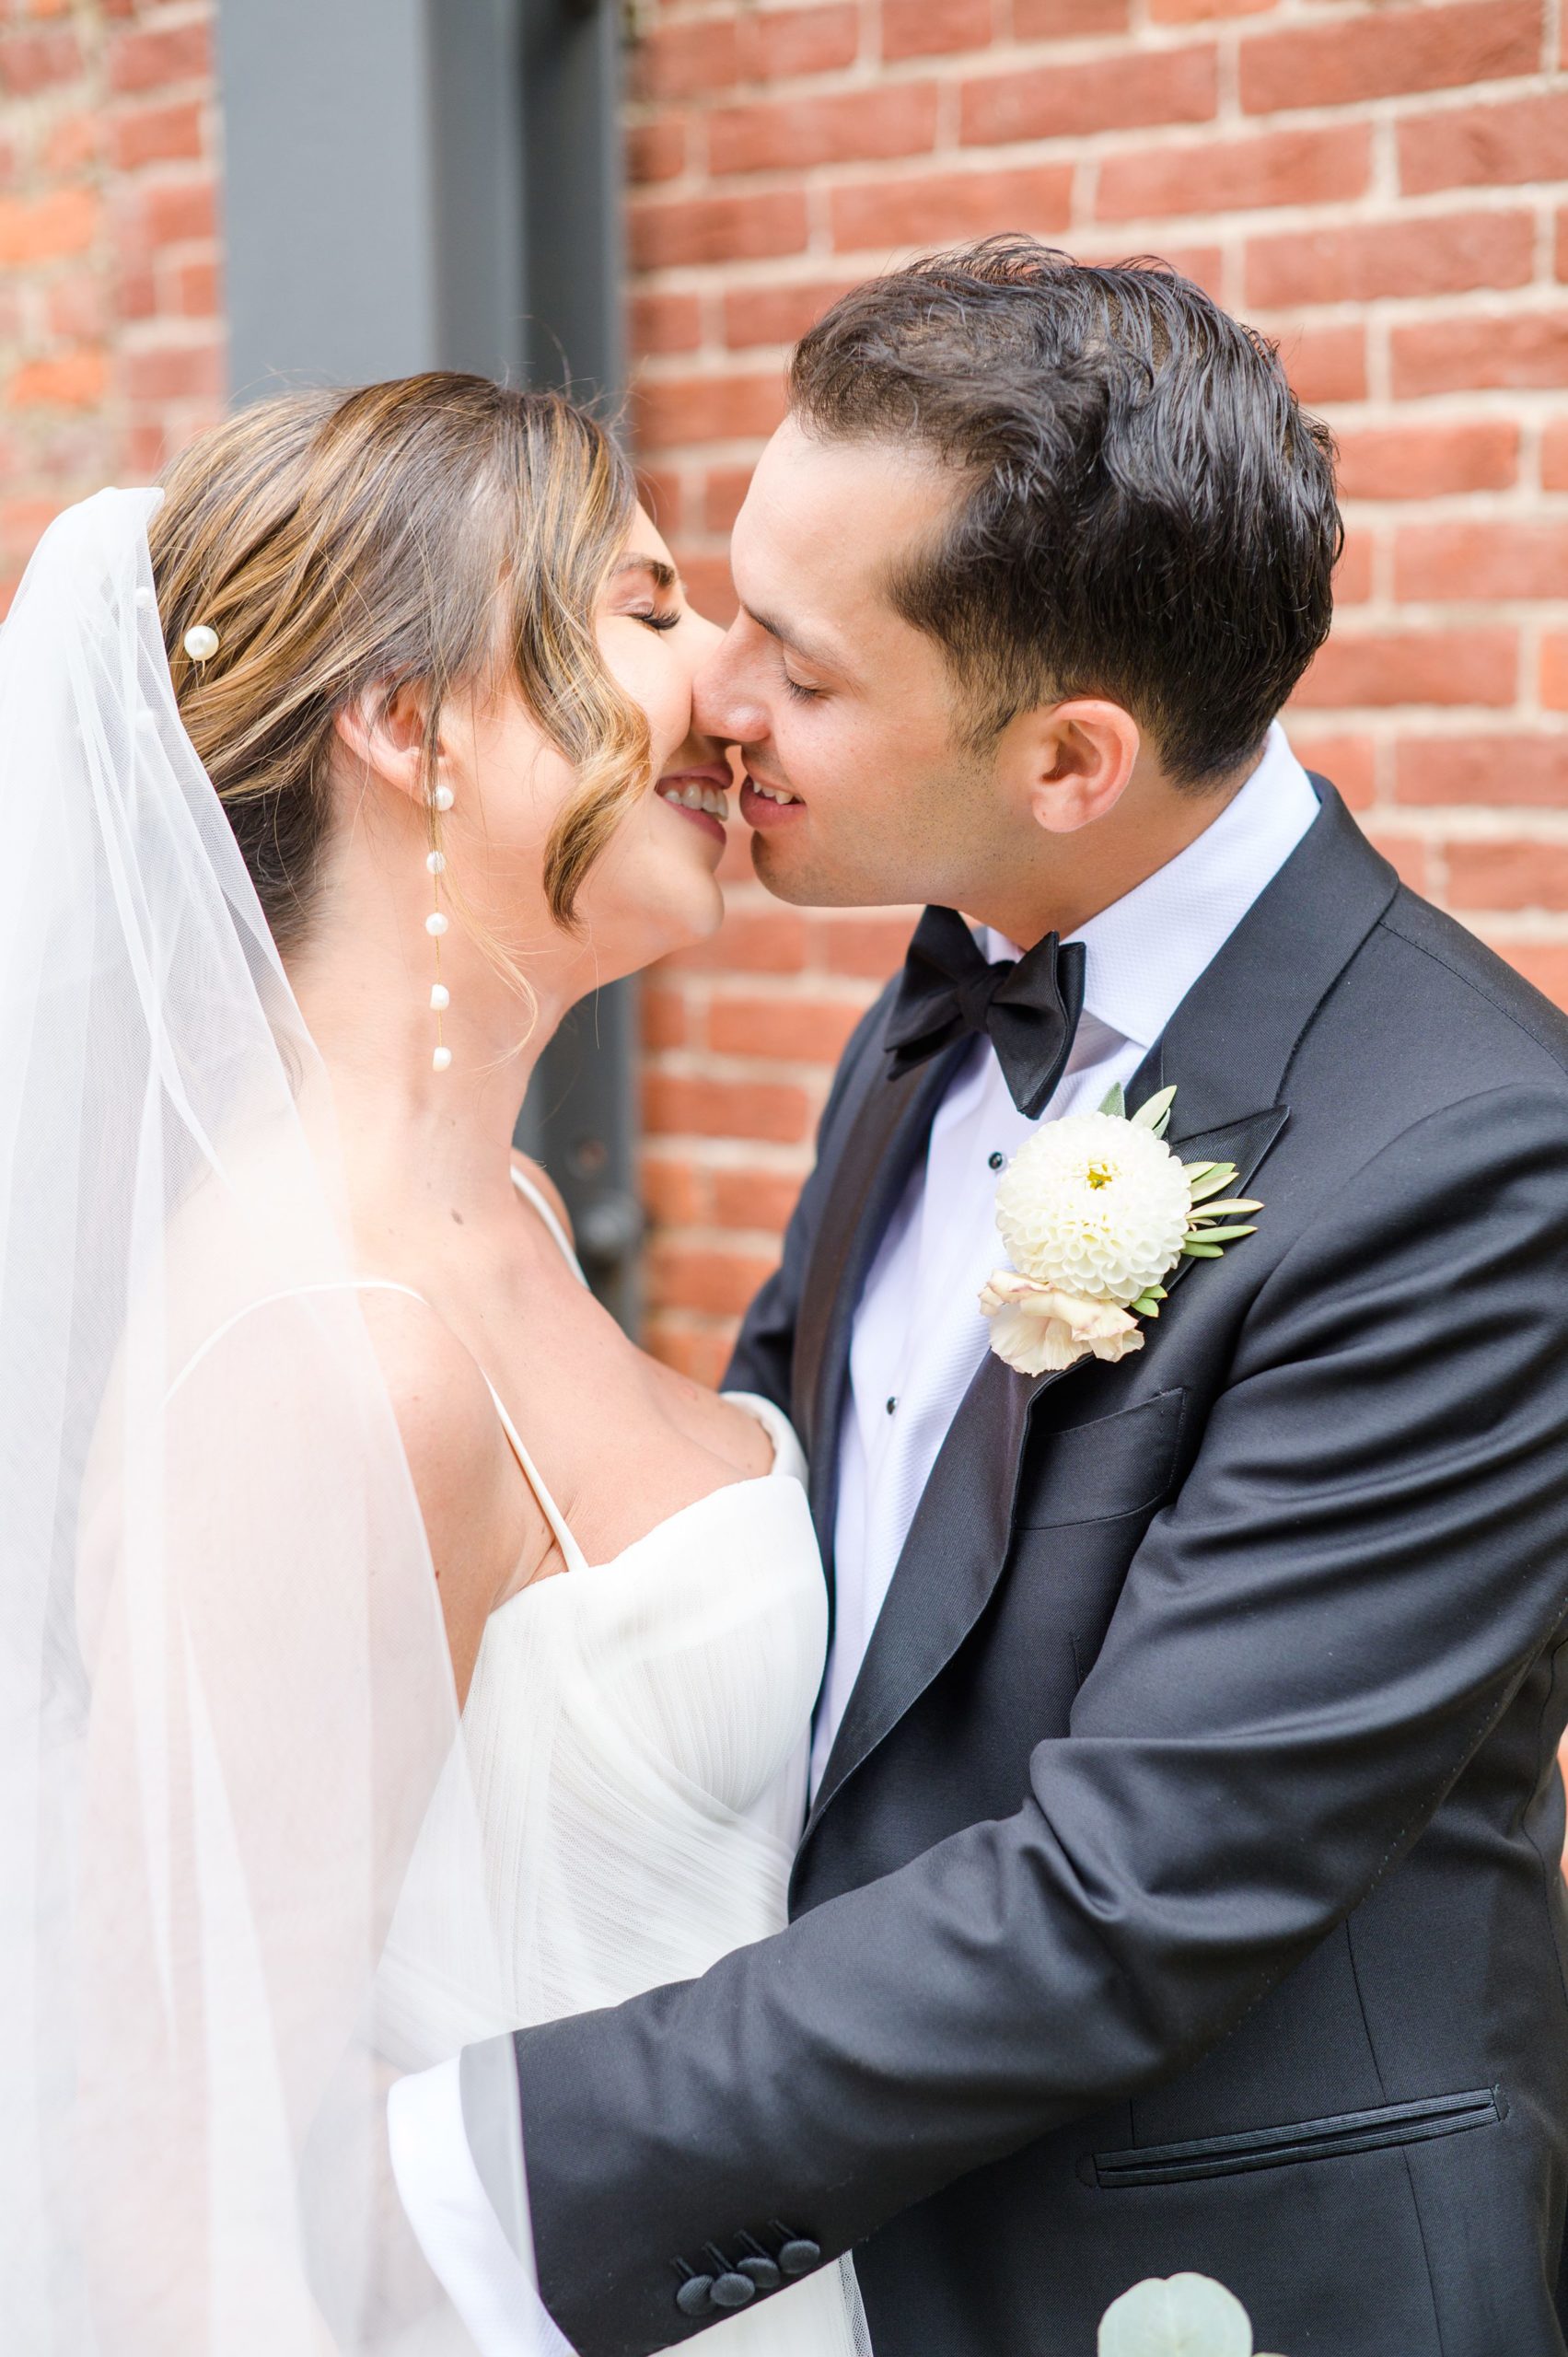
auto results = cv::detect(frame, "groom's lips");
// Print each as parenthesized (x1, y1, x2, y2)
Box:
(740, 773, 805, 831)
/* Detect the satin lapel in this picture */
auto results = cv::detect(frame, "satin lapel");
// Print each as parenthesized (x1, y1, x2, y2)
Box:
(793, 1043, 969, 1576)
(801, 781, 1399, 1840)
(1137, 1097, 1292, 1312)
(802, 1096, 1294, 1833)
(804, 1337, 1034, 1831)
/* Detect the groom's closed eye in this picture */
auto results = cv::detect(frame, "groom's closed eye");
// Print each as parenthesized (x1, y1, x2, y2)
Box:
(740, 602, 842, 698)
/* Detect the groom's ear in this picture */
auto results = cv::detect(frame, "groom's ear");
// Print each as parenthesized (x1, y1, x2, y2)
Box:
(333, 680, 436, 807)
(1002, 699, 1141, 836)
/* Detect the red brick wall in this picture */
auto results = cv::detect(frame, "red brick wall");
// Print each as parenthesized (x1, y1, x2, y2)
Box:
(5, 3, 1563, 1380)
(628, 0, 1568, 1378)
(0, 0, 222, 611)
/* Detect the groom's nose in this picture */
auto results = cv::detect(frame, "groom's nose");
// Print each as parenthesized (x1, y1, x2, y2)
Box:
(691, 620, 768, 749)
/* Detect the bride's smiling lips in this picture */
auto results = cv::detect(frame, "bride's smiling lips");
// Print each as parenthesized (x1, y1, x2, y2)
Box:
(655, 761, 733, 848)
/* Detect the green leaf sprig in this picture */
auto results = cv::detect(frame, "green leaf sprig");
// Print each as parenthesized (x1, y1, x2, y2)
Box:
(1097, 1082, 1262, 1320)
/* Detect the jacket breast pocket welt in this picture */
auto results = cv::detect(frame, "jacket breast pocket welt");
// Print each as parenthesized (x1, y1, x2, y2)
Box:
(1014, 1386, 1187, 1530)
(1091, 2087, 1502, 2189)
(1005, 1387, 1188, 1696)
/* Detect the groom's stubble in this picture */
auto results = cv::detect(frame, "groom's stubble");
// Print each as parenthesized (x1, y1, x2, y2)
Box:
(694, 421, 1030, 923)
(693, 419, 1245, 950)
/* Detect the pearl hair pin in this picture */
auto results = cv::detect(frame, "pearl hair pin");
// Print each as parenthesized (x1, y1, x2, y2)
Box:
(427, 791, 452, 1071)
(183, 622, 220, 662)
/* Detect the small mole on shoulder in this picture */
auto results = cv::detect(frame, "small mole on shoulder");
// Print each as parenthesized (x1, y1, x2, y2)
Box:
(450, 1209, 463, 1225)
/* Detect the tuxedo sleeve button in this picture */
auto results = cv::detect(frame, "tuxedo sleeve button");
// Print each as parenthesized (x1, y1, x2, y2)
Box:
(738, 2252, 782, 2293)
(710, 2271, 757, 2310)
(674, 2273, 714, 2317)
(777, 2235, 821, 2276)
(702, 2244, 759, 2310)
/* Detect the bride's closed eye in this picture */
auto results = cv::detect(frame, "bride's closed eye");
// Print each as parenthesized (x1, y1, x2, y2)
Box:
(608, 546, 685, 637)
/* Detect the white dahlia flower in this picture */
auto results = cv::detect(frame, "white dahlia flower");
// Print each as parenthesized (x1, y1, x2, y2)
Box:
(994, 1109, 1192, 1308)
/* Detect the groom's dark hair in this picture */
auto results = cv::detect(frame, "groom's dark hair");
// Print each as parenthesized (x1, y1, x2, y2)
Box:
(788, 238, 1341, 789)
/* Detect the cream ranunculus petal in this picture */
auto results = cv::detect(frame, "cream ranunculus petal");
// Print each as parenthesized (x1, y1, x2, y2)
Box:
(980, 1272, 1142, 1375)
(983, 1303, 1087, 1375)
(1086, 1324, 1145, 1364)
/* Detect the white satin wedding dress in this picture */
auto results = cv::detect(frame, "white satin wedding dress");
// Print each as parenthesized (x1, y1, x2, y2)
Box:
(376, 1169, 866, 2356)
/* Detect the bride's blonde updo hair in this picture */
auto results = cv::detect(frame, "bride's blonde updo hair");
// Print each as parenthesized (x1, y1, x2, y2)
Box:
(147, 373, 646, 947)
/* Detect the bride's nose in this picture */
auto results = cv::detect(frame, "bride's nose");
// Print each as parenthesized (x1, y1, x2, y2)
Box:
(691, 621, 762, 748)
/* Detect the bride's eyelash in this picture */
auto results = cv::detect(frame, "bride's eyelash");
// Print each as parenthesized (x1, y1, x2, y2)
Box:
(784, 676, 822, 702)
(631, 607, 680, 633)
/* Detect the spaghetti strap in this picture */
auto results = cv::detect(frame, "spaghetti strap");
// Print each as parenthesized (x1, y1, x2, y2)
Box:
(229, 1275, 590, 1577)
(478, 1384, 588, 1575)
(509, 1162, 588, 1286)
(354, 1275, 589, 1574)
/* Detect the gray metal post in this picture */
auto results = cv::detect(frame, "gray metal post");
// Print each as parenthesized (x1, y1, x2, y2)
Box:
(511, 0, 641, 1333)
(216, 0, 641, 1329)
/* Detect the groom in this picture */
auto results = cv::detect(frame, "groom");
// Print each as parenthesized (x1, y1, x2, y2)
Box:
(411, 243, 1568, 2354)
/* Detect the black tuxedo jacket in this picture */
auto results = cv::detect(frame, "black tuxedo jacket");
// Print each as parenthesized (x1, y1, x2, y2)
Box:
(510, 783, 1568, 2357)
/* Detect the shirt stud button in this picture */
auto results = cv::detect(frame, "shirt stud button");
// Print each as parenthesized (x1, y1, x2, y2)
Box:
(988, 1150, 1005, 1171)
(885, 1396, 897, 1415)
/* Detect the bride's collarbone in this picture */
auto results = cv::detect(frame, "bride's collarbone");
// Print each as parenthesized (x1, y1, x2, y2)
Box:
(480, 1257, 765, 1473)
(498, 1359, 774, 1580)
(367, 1218, 773, 1574)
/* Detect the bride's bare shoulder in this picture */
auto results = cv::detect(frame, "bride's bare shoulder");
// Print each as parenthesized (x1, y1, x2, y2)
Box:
(356, 1287, 545, 1699)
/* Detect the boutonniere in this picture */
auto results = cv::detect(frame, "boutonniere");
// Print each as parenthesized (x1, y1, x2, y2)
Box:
(978, 1084, 1261, 1376)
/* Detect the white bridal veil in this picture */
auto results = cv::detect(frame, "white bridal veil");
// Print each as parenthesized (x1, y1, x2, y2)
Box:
(0, 490, 527, 2353)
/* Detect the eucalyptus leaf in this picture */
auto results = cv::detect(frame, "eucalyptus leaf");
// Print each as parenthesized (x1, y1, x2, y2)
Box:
(1188, 1164, 1240, 1202)
(1097, 2272, 1254, 2357)
(1098, 1081, 1127, 1120)
(1189, 1199, 1262, 1220)
(1132, 1085, 1177, 1133)
(1131, 1296, 1162, 1318)
(1181, 1241, 1225, 1258)
(1191, 1224, 1257, 1243)
(1180, 1162, 1217, 1186)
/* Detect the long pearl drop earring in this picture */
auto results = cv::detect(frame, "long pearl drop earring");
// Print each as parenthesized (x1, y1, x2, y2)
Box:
(425, 783, 454, 1071)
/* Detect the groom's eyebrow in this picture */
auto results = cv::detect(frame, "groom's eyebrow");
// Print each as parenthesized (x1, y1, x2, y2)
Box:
(741, 601, 842, 676)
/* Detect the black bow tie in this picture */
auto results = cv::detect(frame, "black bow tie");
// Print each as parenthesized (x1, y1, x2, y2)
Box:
(884, 906, 1086, 1120)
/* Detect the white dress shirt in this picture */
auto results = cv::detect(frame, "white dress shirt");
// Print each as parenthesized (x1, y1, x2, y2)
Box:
(813, 723, 1319, 1790)
(390, 722, 1321, 2346)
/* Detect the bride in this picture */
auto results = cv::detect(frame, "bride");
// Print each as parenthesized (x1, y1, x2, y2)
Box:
(0, 377, 863, 2355)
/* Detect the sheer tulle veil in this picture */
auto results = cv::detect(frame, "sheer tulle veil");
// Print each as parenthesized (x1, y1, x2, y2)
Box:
(0, 489, 528, 2351)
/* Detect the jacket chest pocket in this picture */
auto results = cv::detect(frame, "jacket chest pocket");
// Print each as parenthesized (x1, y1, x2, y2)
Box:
(1015, 1386, 1187, 1529)
(1006, 1387, 1188, 1690)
